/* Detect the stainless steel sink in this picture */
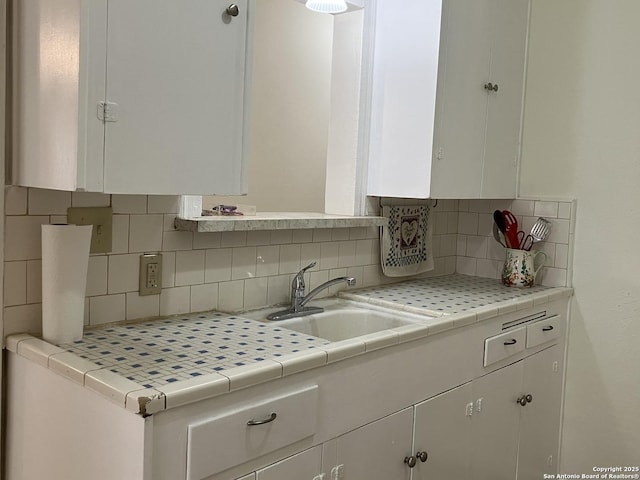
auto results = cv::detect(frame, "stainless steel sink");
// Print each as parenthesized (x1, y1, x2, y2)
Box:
(249, 299, 437, 342)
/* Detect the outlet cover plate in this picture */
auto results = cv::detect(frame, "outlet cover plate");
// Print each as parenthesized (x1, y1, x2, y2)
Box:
(139, 253, 163, 296)
(67, 207, 113, 254)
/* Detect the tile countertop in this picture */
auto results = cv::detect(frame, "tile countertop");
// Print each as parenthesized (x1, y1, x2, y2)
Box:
(6, 274, 573, 415)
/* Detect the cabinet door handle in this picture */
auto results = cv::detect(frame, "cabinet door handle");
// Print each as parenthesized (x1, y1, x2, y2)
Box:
(503, 339, 517, 346)
(542, 325, 554, 332)
(247, 412, 277, 426)
(416, 451, 428, 463)
(404, 456, 417, 468)
(484, 82, 499, 92)
(226, 4, 240, 16)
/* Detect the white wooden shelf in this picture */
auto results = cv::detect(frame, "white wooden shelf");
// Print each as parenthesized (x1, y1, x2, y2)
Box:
(174, 212, 387, 233)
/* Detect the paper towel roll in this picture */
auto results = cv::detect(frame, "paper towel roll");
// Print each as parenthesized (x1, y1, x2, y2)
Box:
(41, 224, 93, 344)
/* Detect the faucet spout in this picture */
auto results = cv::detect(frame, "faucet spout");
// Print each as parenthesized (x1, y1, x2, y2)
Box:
(266, 261, 356, 321)
(299, 276, 356, 308)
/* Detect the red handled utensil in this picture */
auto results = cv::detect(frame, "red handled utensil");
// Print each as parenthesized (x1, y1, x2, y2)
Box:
(502, 210, 521, 249)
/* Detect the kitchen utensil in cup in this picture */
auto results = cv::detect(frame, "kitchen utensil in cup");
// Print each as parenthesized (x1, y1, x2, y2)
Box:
(501, 248, 548, 287)
(492, 223, 506, 247)
(502, 210, 521, 249)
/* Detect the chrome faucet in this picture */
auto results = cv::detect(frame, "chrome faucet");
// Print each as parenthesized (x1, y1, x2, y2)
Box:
(267, 261, 356, 321)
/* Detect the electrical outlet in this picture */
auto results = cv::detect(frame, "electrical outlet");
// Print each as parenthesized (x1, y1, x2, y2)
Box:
(67, 207, 113, 254)
(140, 254, 162, 296)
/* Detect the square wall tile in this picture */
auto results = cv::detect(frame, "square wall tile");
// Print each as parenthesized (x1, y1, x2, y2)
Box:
(320, 242, 339, 270)
(26, 260, 42, 303)
(193, 232, 221, 250)
(86, 256, 108, 296)
(267, 275, 290, 306)
(190, 283, 219, 312)
(558, 202, 572, 219)
(456, 256, 477, 276)
(355, 239, 374, 265)
(28, 189, 71, 215)
(220, 231, 247, 248)
(547, 218, 570, 244)
(111, 215, 130, 254)
(313, 229, 332, 243)
(162, 251, 176, 288)
(270, 230, 292, 245)
(256, 245, 279, 277)
(107, 254, 139, 294)
(5, 187, 28, 215)
(175, 250, 206, 286)
(246, 230, 271, 246)
(3, 303, 43, 337)
(331, 228, 350, 241)
(232, 246, 257, 280)
(244, 277, 268, 310)
(510, 199, 535, 217)
(466, 236, 488, 259)
(457, 212, 479, 235)
(163, 231, 193, 251)
(446, 212, 458, 234)
(126, 292, 160, 320)
(205, 248, 233, 283)
(534, 201, 559, 218)
(279, 244, 301, 274)
(292, 229, 313, 243)
(129, 215, 163, 253)
(4, 261, 27, 306)
(338, 241, 356, 268)
(160, 286, 191, 316)
(5, 216, 50, 261)
(71, 192, 110, 207)
(301, 243, 322, 269)
(89, 294, 126, 326)
(147, 195, 180, 214)
(218, 280, 245, 312)
(112, 195, 147, 214)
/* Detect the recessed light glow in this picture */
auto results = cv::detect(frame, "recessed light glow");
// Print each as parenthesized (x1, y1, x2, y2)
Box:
(305, 0, 348, 14)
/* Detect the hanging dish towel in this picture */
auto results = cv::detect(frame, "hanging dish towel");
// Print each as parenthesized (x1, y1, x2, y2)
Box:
(381, 205, 434, 277)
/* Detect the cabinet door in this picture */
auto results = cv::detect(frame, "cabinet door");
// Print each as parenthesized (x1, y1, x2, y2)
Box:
(412, 383, 473, 480)
(103, 0, 250, 195)
(331, 407, 413, 480)
(256, 445, 322, 480)
(431, 0, 491, 198)
(471, 361, 523, 480)
(481, 0, 530, 197)
(236, 475, 255, 480)
(517, 345, 564, 479)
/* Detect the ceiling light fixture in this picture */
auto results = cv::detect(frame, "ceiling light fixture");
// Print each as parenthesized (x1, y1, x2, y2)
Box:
(305, 0, 348, 14)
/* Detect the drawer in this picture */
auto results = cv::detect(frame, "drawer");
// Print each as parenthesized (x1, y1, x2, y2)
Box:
(187, 385, 319, 480)
(526, 315, 561, 348)
(483, 327, 526, 367)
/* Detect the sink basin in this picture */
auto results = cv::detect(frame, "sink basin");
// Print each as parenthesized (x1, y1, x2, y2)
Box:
(276, 308, 419, 341)
(250, 299, 436, 342)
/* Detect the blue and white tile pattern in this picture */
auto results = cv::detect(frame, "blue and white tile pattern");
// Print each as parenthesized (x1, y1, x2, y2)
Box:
(59, 312, 329, 389)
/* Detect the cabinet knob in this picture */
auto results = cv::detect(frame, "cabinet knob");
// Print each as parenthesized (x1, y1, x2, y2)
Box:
(484, 82, 499, 92)
(226, 4, 240, 16)
(525, 394, 533, 404)
(517, 395, 528, 407)
(416, 451, 428, 463)
(404, 456, 417, 468)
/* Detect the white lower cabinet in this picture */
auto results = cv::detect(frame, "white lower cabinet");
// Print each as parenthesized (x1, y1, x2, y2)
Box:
(256, 446, 322, 480)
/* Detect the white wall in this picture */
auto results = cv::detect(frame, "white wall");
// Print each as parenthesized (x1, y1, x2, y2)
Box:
(208, 0, 333, 213)
(521, 0, 640, 468)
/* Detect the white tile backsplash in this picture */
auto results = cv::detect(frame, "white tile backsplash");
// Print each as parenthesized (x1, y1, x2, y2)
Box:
(3, 187, 575, 338)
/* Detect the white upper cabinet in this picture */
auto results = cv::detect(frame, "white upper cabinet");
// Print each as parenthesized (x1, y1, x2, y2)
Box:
(14, 0, 253, 195)
(366, 0, 530, 199)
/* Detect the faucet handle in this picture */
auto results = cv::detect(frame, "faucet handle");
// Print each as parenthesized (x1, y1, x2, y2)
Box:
(292, 261, 317, 292)
(298, 261, 317, 275)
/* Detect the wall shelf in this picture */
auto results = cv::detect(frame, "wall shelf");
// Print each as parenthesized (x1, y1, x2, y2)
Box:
(174, 212, 386, 233)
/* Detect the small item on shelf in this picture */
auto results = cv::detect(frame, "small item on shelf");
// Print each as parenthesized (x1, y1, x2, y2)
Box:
(205, 205, 244, 216)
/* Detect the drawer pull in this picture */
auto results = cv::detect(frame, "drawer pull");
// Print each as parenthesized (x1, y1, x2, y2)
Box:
(542, 326, 554, 332)
(247, 412, 277, 426)
(503, 339, 517, 346)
